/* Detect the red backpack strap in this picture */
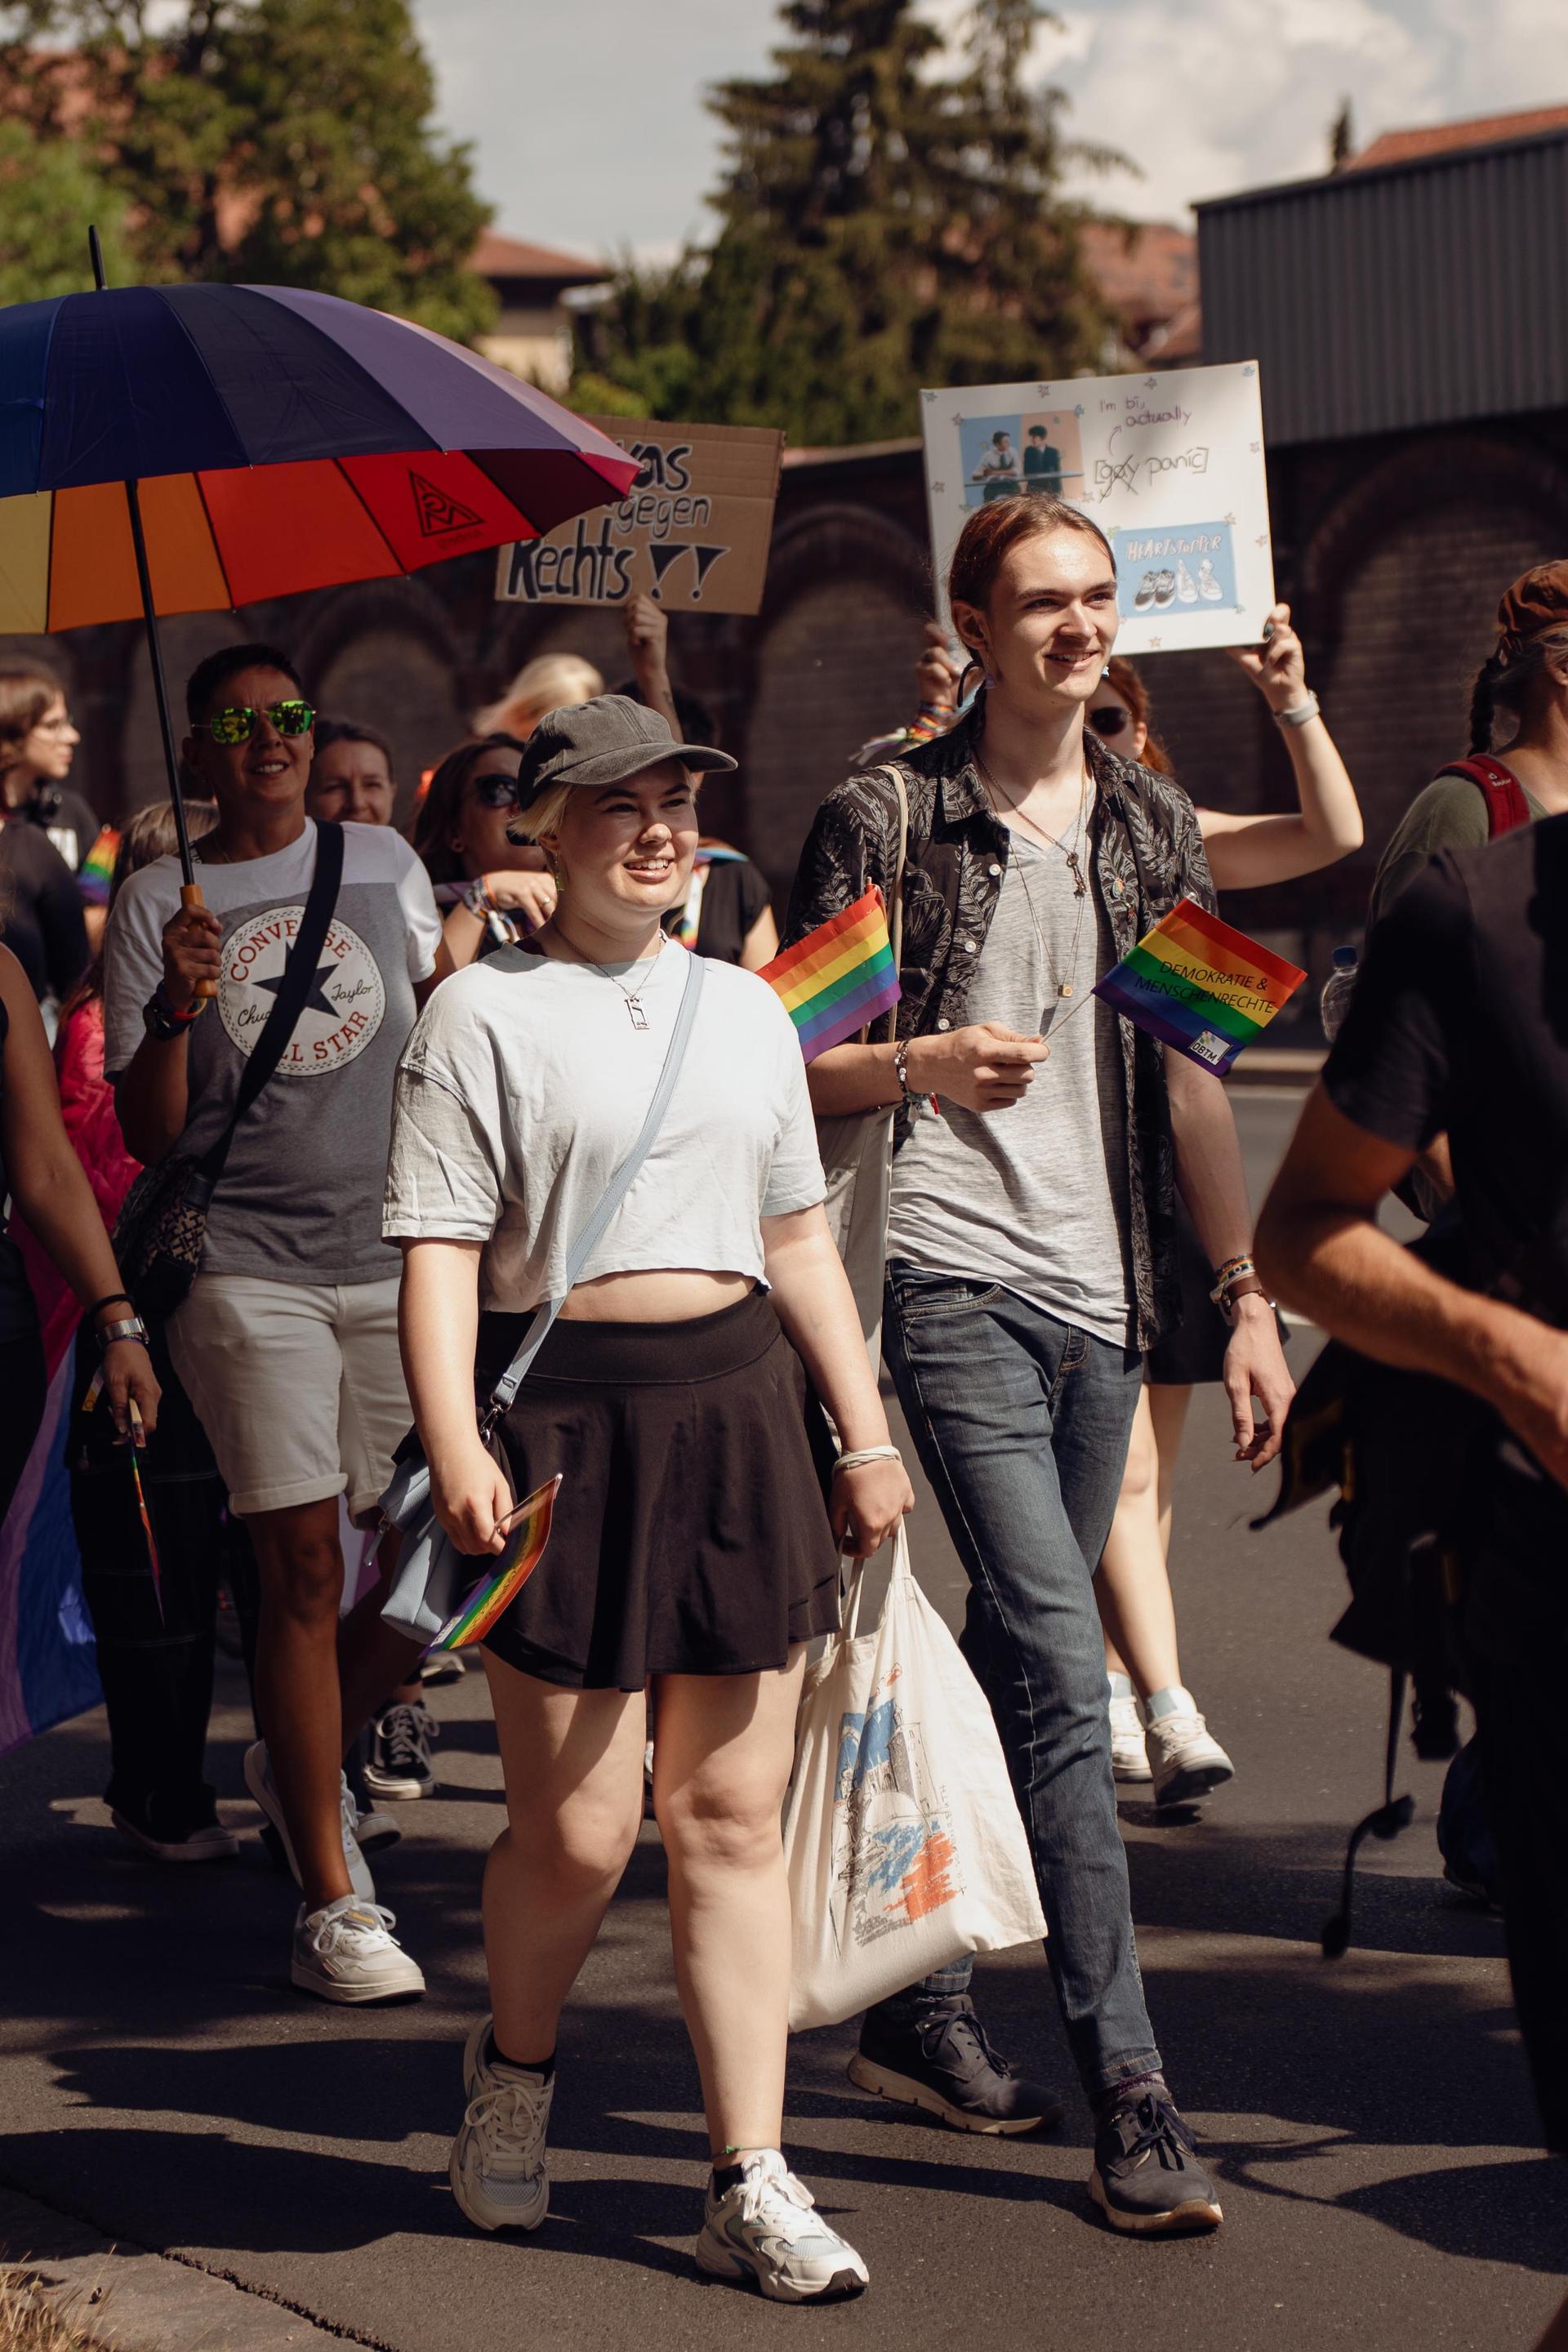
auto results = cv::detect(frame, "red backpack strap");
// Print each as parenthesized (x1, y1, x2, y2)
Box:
(1438, 755, 1532, 837)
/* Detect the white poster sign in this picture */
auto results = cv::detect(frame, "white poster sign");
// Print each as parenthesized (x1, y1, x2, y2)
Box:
(919, 361, 1273, 654)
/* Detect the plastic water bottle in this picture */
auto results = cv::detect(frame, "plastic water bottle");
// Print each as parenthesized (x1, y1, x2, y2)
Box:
(1320, 943, 1358, 1042)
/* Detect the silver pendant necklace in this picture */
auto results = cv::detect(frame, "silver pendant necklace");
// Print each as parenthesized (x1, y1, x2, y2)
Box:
(560, 930, 666, 1028)
(975, 755, 1092, 1002)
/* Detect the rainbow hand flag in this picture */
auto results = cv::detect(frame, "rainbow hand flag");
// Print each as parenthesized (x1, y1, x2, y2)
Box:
(426, 1473, 561, 1653)
(78, 825, 119, 906)
(1094, 897, 1304, 1076)
(760, 887, 901, 1062)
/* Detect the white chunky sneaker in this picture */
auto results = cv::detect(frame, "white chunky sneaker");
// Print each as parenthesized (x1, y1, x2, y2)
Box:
(291, 1897, 425, 2004)
(1143, 1690, 1235, 1806)
(449, 2016, 552, 2233)
(1108, 1693, 1152, 1782)
(243, 1740, 376, 1901)
(696, 2149, 869, 2303)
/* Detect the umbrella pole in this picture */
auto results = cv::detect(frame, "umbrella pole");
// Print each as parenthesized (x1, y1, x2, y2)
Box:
(89, 225, 211, 989)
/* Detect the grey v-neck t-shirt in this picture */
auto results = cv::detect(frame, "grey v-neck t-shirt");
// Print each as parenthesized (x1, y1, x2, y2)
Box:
(885, 831, 1133, 1348)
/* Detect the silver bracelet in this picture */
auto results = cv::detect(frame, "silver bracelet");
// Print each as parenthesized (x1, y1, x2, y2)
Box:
(834, 1445, 902, 1473)
(1272, 691, 1321, 729)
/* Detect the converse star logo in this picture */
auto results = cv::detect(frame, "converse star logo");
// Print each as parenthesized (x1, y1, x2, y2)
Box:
(219, 906, 386, 1076)
(409, 470, 483, 537)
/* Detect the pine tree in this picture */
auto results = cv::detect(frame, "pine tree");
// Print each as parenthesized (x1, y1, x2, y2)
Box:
(577, 0, 1116, 444)
(0, 0, 495, 342)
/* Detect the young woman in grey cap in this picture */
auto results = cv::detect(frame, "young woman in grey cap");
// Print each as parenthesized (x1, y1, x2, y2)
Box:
(383, 695, 911, 2304)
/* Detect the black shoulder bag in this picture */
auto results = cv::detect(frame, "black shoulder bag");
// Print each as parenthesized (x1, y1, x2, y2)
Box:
(114, 822, 346, 1322)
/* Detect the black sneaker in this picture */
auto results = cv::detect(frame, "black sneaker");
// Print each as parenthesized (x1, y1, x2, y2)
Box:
(364, 1699, 438, 1800)
(1090, 2084, 1223, 2234)
(848, 1994, 1064, 2136)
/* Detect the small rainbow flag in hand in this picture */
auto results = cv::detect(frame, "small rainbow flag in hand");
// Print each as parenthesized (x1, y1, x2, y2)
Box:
(78, 825, 119, 906)
(760, 887, 901, 1062)
(1094, 897, 1305, 1076)
(426, 1473, 561, 1653)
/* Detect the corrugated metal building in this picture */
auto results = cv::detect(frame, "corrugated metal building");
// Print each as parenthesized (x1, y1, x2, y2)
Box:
(1200, 124, 1568, 446)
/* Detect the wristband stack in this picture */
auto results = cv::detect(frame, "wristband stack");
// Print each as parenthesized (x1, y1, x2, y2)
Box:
(1209, 1254, 1269, 1325)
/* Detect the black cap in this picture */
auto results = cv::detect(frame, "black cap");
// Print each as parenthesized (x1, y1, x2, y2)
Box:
(515, 693, 736, 807)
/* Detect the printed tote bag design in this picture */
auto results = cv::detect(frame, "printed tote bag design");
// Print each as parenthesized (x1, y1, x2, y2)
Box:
(782, 1527, 1045, 2033)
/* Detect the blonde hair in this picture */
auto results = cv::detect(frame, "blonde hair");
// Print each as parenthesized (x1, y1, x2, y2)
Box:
(509, 781, 572, 845)
(475, 653, 604, 740)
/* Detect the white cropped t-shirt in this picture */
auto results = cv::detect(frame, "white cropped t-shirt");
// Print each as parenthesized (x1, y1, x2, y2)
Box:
(382, 942, 826, 1312)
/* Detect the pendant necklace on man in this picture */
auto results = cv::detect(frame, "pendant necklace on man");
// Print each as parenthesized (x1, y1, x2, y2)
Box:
(975, 755, 1091, 1000)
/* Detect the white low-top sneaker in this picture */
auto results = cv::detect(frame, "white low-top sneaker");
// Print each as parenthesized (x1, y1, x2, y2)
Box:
(696, 2149, 869, 2303)
(1108, 1694, 1152, 1782)
(1143, 1691, 1235, 1806)
(291, 1897, 425, 2004)
(243, 1741, 376, 1902)
(449, 2016, 552, 2233)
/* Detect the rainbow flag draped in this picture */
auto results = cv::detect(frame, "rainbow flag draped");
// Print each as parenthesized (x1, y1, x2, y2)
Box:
(426, 1474, 561, 1653)
(760, 888, 901, 1062)
(1094, 897, 1304, 1076)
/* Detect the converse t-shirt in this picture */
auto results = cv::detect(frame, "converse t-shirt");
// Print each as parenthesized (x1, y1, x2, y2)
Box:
(105, 820, 442, 1284)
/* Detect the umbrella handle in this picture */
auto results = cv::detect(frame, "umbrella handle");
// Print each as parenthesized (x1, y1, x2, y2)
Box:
(179, 882, 218, 1000)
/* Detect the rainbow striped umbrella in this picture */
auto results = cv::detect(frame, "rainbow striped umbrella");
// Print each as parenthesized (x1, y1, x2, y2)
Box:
(0, 242, 639, 881)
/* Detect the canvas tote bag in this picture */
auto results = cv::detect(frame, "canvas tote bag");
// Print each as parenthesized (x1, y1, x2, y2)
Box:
(813, 764, 909, 1370)
(782, 1526, 1046, 2034)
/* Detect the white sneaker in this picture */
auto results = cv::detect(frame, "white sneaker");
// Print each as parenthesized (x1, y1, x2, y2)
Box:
(1108, 1694, 1152, 1782)
(1197, 557, 1223, 602)
(291, 1896, 425, 2004)
(243, 1740, 376, 1902)
(1175, 559, 1199, 604)
(449, 2016, 552, 2233)
(696, 2149, 869, 2303)
(1143, 1691, 1235, 1806)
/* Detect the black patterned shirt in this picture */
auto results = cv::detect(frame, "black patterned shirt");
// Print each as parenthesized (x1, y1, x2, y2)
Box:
(784, 701, 1217, 1350)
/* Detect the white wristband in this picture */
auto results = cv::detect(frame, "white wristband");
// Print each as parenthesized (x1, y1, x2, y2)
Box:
(834, 1446, 902, 1473)
(1273, 691, 1321, 729)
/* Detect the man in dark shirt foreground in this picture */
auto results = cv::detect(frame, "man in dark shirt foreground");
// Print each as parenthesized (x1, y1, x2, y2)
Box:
(1258, 814, 1568, 2350)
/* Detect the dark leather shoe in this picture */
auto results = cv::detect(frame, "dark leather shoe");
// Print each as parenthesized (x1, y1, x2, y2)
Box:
(1090, 2085, 1223, 2234)
(849, 1994, 1063, 2136)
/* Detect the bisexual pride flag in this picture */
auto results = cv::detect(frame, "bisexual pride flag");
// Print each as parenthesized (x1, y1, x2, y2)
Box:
(761, 888, 901, 1062)
(1094, 897, 1304, 1076)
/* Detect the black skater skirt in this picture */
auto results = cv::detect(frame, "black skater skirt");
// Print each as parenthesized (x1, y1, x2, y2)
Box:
(476, 1286, 841, 1690)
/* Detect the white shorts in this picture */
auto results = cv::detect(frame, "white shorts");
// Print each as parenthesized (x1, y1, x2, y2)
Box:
(167, 1273, 409, 1521)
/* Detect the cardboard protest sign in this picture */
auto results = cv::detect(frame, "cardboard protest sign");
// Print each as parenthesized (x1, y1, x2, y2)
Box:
(920, 362, 1274, 653)
(495, 417, 783, 617)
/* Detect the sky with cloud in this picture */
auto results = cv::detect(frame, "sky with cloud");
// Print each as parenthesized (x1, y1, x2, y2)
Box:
(414, 0, 1558, 257)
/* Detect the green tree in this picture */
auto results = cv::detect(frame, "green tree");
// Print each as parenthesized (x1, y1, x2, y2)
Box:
(0, 118, 131, 302)
(0, 0, 495, 341)
(577, 0, 1119, 444)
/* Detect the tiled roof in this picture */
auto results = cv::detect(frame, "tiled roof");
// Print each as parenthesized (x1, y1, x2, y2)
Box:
(1346, 104, 1568, 172)
(472, 231, 608, 285)
(1079, 220, 1196, 323)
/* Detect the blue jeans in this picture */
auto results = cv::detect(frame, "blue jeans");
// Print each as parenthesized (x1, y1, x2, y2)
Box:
(874, 1263, 1158, 2103)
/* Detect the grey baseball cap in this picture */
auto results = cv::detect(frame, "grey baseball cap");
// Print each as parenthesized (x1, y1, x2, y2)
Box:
(515, 693, 736, 805)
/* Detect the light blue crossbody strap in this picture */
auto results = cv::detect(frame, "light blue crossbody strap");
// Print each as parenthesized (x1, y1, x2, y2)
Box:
(484, 950, 706, 1423)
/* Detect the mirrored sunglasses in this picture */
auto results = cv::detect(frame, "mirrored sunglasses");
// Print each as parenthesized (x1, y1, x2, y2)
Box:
(195, 700, 315, 746)
(1088, 706, 1131, 738)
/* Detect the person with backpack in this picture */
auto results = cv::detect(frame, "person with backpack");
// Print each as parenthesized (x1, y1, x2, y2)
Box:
(1256, 809, 1568, 2352)
(105, 643, 451, 2002)
(1370, 560, 1568, 926)
(786, 493, 1293, 2234)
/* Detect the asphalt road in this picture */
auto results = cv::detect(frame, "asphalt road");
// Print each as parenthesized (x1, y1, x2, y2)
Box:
(4, 1091, 1565, 2352)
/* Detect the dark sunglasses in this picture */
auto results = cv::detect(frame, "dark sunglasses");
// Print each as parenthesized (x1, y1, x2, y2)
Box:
(470, 770, 524, 810)
(194, 699, 315, 746)
(1087, 705, 1132, 738)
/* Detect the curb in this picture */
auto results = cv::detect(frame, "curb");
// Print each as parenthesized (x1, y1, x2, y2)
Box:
(0, 2186, 382, 2352)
